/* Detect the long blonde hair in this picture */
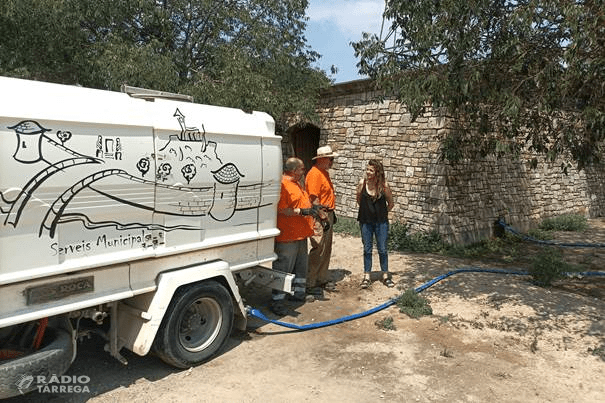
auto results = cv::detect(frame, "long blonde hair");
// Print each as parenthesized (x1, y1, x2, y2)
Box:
(367, 159, 386, 200)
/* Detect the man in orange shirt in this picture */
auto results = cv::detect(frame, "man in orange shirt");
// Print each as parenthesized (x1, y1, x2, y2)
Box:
(305, 145, 339, 295)
(271, 157, 317, 316)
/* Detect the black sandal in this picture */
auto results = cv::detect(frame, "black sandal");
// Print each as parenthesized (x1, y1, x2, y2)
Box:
(383, 278, 395, 288)
(360, 278, 371, 289)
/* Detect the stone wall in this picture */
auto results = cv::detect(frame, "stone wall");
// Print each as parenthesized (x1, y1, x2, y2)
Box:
(307, 80, 605, 244)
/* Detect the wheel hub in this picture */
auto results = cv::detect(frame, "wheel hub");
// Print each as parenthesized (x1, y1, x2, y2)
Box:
(178, 297, 222, 353)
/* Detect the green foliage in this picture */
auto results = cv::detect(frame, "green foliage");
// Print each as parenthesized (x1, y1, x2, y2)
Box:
(539, 214, 588, 232)
(374, 316, 396, 331)
(333, 214, 590, 270)
(438, 315, 451, 324)
(332, 218, 448, 253)
(589, 345, 605, 360)
(332, 216, 361, 237)
(331, 218, 521, 258)
(387, 222, 510, 257)
(386, 221, 410, 250)
(388, 222, 445, 253)
(396, 289, 433, 318)
(0, 0, 331, 126)
(443, 235, 520, 261)
(529, 247, 576, 286)
(0, 0, 89, 84)
(353, 0, 605, 169)
(527, 228, 555, 241)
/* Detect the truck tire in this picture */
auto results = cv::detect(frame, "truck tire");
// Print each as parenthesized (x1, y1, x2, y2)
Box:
(152, 280, 234, 369)
(0, 327, 74, 399)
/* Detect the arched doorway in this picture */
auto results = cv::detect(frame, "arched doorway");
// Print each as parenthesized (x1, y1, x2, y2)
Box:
(288, 124, 320, 171)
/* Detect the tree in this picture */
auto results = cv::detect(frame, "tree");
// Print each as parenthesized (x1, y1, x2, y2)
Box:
(0, 0, 330, 128)
(0, 0, 90, 84)
(353, 0, 605, 170)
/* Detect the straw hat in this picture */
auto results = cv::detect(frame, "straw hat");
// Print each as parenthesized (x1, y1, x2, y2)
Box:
(312, 145, 339, 160)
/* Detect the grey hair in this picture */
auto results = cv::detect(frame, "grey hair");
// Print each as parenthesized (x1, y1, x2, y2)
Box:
(284, 157, 303, 173)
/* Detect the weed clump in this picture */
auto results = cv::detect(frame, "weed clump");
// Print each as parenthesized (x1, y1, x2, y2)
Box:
(388, 222, 444, 253)
(396, 289, 432, 318)
(529, 247, 576, 286)
(527, 228, 555, 241)
(589, 345, 605, 360)
(539, 214, 588, 232)
(525, 214, 588, 241)
(375, 316, 396, 331)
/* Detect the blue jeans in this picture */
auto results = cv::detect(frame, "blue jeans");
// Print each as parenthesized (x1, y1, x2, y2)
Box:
(360, 221, 389, 273)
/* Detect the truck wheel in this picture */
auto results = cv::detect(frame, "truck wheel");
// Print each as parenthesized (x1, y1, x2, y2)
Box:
(153, 280, 234, 368)
(0, 327, 74, 399)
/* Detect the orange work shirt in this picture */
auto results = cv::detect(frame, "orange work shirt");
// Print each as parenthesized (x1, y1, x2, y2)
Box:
(305, 166, 335, 210)
(276, 174, 314, 243)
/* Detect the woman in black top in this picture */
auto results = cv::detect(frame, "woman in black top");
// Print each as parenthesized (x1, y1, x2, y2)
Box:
(356, 159, 395, 288)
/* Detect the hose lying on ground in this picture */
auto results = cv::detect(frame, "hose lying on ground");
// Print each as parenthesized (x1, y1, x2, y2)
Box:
(497, 219, 605, 248)
(247, 267, 605, 331)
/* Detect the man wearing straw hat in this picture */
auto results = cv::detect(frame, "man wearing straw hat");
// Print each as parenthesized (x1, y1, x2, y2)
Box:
(305, 145, 339, 295)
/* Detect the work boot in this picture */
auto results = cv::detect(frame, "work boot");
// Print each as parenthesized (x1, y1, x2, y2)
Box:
(289, 292, 306, 302)
(269, 301, 288, 316)
(306, 287, 324, 297)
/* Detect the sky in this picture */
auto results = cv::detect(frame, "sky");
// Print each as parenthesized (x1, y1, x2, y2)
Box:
(305, 0, 387, 84)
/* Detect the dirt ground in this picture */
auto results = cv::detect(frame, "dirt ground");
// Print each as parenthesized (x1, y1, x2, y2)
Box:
(6, 220, 605, 403)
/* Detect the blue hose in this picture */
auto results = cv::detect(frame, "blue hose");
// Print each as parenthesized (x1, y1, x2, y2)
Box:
(497, 219, 605, 248)
(248, 297, 395, 331)
(246, 266, 605, 331)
